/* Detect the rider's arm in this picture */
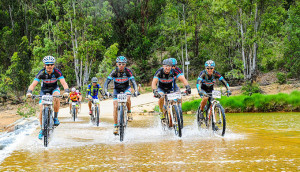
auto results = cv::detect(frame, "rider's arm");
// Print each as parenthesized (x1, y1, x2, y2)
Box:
(86, 85, 91, 98)
(177, 75, 188, 86)
(151, 78, 159, 90)
(130, 77, 138, 91)
(28, 80, 39, 92)
(59, 78, 69, 90)
(103, 78, 112, 93)
(215, 71, 230, 90)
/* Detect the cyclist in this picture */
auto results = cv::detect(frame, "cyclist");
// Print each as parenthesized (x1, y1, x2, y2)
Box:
(86, 77, 104, 116)
(197, 60, 231, 119)
(103, 56, 139, 134)
(26, 55, 69, 139)
(68, 87, 79, 115)
(152, 59, 191, 119)
(76, 89, 82, 110)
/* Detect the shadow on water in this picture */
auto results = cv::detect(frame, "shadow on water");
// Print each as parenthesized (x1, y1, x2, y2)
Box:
(0, 112, 299, 171)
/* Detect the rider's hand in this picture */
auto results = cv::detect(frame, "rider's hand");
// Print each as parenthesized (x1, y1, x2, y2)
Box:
(226, 90, 232, 96)
(185, 85, 191, 95)
(63, 88, 69, 98)
(26, 90, 32, 98)
(199, 90, 207, 98)
(153, 89, 160, 98)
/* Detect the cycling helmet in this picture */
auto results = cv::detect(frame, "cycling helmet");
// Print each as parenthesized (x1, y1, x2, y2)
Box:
(71, 87, 76, 92)
(116, 56, 127, 63)
(76, 90, 80, 93)
(169, 58, 177, 66)
(43, 55, 56, 64)
(162, 59, 167, 65)
(165, 59, 173, 66)
(205, 60, 215, 68)
(91, 77, 98, 83)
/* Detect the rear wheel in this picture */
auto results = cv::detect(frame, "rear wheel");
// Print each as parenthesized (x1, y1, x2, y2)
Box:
(96, 106, 100, 126)
(179, 105, 183, 129)
(119, 105, 124, 142)
(212, 104, 226, 136)
(172, 105, 182, 137)
(43, 107, 50, 147)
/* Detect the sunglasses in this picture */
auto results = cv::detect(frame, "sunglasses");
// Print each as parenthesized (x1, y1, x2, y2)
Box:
(118, 63, 126, 66)
(46, 64, 54, 66)
(206, 68, 214, 70)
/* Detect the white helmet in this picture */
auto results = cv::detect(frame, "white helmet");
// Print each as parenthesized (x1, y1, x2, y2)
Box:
(43, 55, 56, 64)
(71, 87, 76, 92)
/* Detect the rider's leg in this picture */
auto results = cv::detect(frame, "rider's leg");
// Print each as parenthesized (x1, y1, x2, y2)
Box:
(126, 95, 131, 112)
(113, 100, 118, 134)
(76, 106, 78, 115)
(69, 103, 71, 113)
(53, 91, 60, 125)
(200, 97, 209, 111)
(39, 104, 43, 126)
(88, 101, 92, 114)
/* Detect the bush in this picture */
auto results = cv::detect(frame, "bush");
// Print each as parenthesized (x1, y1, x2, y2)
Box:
(241, 81, 261, 95)
(277, 72, 286, 84)
(17, 103, 36, 118)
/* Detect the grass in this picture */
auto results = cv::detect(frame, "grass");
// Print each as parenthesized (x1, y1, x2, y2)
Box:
(181, 91, 300, 112)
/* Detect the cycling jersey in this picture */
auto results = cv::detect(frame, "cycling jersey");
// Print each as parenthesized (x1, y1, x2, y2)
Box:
(154, 67, 181, 91)
(69, 92, 79, 102)
(34, 68, 64, 89)
(104, 67, 138, 93)
(87, 84, 102, 99)
(196, 70, 230, 93)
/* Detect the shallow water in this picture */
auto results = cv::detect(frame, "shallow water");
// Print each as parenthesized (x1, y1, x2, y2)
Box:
(0, 112, 299, 171)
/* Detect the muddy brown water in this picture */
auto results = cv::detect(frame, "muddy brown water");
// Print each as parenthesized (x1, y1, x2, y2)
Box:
(0, 112, 299, 171)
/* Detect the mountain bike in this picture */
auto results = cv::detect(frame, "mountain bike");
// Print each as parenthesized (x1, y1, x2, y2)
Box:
(90, 98, 100, 126)
(32, 94, 62, 147)
(71, 101, 78, 121)
(159, 92, 182, 137)
(196, 90, 228, 136)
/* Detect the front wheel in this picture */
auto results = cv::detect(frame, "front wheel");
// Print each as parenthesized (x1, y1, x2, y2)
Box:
(119, 105, 125, 142)
(212, 104, 226, 136)
(72, 105, 76, 121)
(95, 106, 100, 127)
(172, 105, 182, 137)
(42, 107, 50, 147)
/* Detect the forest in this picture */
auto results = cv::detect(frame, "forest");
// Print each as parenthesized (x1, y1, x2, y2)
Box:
(0, 0, 299, 98)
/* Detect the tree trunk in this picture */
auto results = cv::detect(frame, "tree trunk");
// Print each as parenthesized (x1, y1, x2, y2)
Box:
(239, 7, 247, 80)
(8, 5, 14, 30)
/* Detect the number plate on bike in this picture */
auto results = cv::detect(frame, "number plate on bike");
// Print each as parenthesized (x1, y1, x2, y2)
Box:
(167, 93, 180, 100)
(117, 93, 127, 102)
(72, 102, 77, 106)
(42, 95, 53, 105)
(93, 99, 100, 104)
(212, 90, 221, 98)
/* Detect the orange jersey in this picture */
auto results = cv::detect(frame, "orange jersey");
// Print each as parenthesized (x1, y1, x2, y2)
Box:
(69, 92, 79, 102)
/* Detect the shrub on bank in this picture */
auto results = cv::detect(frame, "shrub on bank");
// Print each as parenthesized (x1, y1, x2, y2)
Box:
(181, 91, 300, 113)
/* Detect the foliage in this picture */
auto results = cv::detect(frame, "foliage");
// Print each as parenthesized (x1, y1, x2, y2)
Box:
(277, 72, 287, 84)
(17, 103, 37, 118)
(241, 81, 262, 95)
(181, 91, 300, 112)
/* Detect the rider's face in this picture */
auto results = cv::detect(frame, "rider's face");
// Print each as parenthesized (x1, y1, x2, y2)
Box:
(44, 64, 54, 73)
(117, 62, 126, 71)
(163, 65, 171, 74)
(206, 67, 214, 75)
(92, 82, 97, 86)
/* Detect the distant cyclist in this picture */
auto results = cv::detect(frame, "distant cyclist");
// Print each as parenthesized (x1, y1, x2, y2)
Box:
(26, 55, 69, 139)
(103, 56, 139, 134)
(68, 87, 79, 115)
(197, 60, 231, 119)
(76, 89, 82, 110)
(152, 59, 191, 119)
(86, 77, 104, 116)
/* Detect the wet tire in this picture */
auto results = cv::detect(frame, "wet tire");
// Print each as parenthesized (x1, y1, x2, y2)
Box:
(96, 106, 100, 127)
(43, 107, 50, 147)
(172, 105, 182, 137)
(119, 106, 124, 142)
(212, 104, 226, 136)
(72, 105, 76, 121)
(179, 105, 183, 129)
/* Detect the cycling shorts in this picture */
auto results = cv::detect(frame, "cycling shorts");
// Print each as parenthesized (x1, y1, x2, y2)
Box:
(39, 86, 60, 104)
(113, 86, 131, 100)
(157, 84, 179, 94)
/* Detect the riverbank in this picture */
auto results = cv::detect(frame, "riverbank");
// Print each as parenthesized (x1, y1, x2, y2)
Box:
(182, 91, 300, 113)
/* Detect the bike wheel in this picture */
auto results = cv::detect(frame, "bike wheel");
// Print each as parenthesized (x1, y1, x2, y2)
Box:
(179, 105, 183, 129)
(172, 105, 182, 137)
(119, 106, 125, 142)
(72, 105, 76, 121)
(212, 104, 226, 136)
(96, 106, 100, 127)
(42, 107, 50, 147)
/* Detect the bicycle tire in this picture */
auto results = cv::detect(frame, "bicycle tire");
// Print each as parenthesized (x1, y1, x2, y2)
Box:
(172, 105, 182, 137)
(96, 106, 100, 127)
(119, 105, 124, 142)
(212, 104, 226, 136)
(72, 105, 76, 121)
(43, 107, 50, 147)
(179, 105, 183, 129)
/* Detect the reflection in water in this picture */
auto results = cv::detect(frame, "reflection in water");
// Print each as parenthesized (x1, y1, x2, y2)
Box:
(0, 113, 299, 171)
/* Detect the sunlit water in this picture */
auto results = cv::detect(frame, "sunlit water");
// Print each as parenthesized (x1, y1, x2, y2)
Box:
(0, 112, 299, 171)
